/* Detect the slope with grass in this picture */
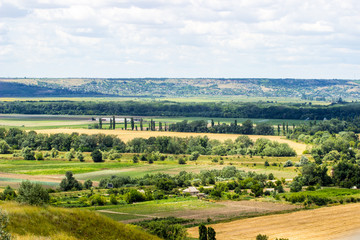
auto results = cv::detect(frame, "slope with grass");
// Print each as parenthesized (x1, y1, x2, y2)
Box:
(0, 202, 160, 240)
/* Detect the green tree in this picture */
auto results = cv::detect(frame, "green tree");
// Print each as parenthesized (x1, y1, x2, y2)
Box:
(113, 115, 116, 129)
(60, 171, 83, 191)
(84, 179, 93, 189)
(0, 209, 11, 240)
(99, 117, 102, 129)
(0, 140, 10, 154)
(199, 224, 208, 240)
(17, 180, 49, 205)
(124, 118, 127, 130)
(140, 118, 143, 131)
(131, 117, 135, 130)
(256, 234, 269, 240)
(207, 227, 216, 240)
(91, 149, 103, 162)
(21, 147, 35, 160)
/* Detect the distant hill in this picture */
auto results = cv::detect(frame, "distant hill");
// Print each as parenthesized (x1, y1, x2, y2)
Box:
(1, 202, 160, 240)
(1, 78, 359, 100)
(0, 80, 107, 97)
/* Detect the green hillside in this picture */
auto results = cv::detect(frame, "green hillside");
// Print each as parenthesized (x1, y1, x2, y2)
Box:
(0, 202, 161, 240)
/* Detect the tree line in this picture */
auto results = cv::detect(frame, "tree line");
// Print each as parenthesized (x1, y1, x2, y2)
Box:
(2, 101, 360, 120)
(169, 119, 275, 135)
(0, 128, 296, 157)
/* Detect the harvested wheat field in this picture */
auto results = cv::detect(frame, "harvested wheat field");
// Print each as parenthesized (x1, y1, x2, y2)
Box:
(35, 129, 307, 155)
(187, 203, 360, 240)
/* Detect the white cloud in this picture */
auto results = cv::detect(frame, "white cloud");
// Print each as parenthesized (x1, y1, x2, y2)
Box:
(0, 0, 360, 78)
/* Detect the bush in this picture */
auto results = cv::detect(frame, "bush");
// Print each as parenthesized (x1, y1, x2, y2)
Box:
(84, 179, 93, 189)
(60, 171, 83, 191)
(283, 160, 293, 167)
(17, 180, 50, 205)
(0, 209, 11, 240)
(125, 189, 145, 204)
(35, 152, 44, 160)
(0, 186, 17, 201)
(256, 234, 269, 240)
(21, 147, 35, 160)
(0, 140, 10, 154)
(89, 194, 106, 206)
(290, 181, 303, 192)
(178, 158, 186, 165)
(91, 149, 103, 162)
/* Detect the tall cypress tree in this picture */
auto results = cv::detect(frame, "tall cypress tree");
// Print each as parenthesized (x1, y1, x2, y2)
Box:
(109, 118, 113, 129)
(140, 118, 143, 131)
(113, 116, 116, 129)
(199, 224, 208, 240)
(131, 117, 134, 130)
(99, 118, 102, 129)
(124, 118, 127, 130)
(207, 227, 216, 240)
(211, 119, 214, 127)
(159, 122, 162, 131)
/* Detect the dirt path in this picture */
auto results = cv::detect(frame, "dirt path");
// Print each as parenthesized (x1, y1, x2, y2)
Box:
(35, 129, 307, 155)
(97, 210, 155, 218)
(187, 203, 360, 240)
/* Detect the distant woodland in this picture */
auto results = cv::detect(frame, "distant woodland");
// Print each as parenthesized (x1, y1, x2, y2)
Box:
(1, 78, 360, 100)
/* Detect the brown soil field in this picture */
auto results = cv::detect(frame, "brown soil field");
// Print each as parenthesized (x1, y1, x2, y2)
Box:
(101, 200, 300, 224)
(0, 172, 98, 188)
(35, 129, 307, 155)
(187, 203, 360, 240)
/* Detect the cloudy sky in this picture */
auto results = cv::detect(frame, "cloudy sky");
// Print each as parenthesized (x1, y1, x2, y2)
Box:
(1, 0, 360, 78)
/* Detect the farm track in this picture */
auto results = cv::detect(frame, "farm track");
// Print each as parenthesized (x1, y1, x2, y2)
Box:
(35, 129, 307, 155)
(187, 203, 360, 240)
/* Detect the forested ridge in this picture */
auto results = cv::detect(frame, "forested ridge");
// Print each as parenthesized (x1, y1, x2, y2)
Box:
(1, 101, 360, 120)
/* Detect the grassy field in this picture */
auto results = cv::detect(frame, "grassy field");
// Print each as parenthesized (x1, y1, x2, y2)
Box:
(92, 197, 299, 223)
(0, 114, 306, 130)
(187, 203, 360, 240)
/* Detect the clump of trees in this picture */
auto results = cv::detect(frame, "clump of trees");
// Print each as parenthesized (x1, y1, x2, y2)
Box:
(17, 181, 50, 206)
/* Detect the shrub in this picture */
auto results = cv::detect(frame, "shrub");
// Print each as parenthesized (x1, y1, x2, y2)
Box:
(0, 186, 17, 201)
(35, 152, 44, 160)
(0, 140, 10, 154)
(84, 179, 93, 189)
(21, 147, 35, 160)
(89, 194, 106, 206)
(283, 160, 293, 167)
(264, 161, 270, 167)
(17, 180, 50, 205)
(290, 181, 303, 192)
(77, 152, 85, 162)
(125, 189, 145, 204)
(0, 209, 11, 240)
(110, 194, 118, 205)
(91, 149, 103, 162)
(178, 158, 186, 165)
(60, 171, 83, 191)
(256, 234, 269, 240)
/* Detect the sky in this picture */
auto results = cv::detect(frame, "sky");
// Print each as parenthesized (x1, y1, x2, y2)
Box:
(0, 0, 360, 79)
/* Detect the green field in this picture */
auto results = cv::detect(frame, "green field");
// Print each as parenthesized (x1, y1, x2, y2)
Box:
(0, 153, 299, 181)
(280, 188, 360, 202)
(0, 113, 306, 130)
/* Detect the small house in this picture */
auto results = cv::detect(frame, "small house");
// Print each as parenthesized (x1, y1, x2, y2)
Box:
(183, 187, 200, 196)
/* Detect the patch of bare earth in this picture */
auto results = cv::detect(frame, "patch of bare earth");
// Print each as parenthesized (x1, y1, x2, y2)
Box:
(104, 200, 299, 224)
(188, 203, 360, 240)
(35, 129, 307, 155)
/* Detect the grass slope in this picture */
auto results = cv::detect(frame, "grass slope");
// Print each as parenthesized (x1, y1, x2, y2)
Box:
(0, 202, 160, 240)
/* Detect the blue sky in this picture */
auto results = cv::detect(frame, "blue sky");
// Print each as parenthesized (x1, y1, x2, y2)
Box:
(1, 0, 360, 79)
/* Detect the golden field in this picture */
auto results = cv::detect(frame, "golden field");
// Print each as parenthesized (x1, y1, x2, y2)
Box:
(35, 129, 308, 155)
